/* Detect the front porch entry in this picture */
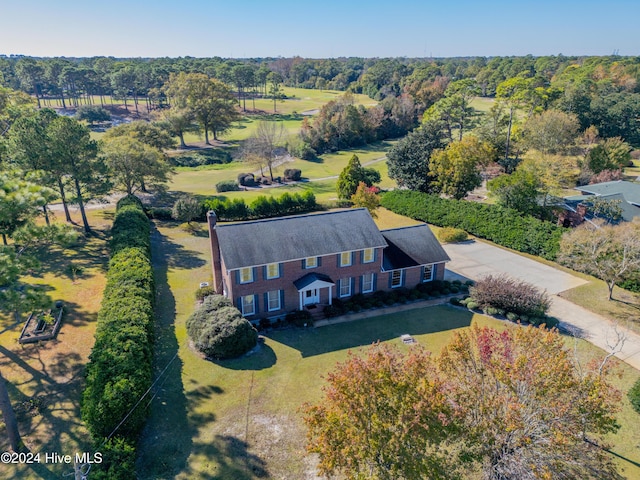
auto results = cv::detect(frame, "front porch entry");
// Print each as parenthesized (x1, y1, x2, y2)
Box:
(294, 272, 335, 310)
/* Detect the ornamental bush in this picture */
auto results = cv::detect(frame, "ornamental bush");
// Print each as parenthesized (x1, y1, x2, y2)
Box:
(186, 295, 257, 359)
(469, 274, 551, 318)
(215, 180, 241, 192)
(284, 168, 302, 181)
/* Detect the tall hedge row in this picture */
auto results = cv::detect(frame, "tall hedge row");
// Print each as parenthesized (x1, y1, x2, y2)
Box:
(202, 190, 319, 221)
(82, 195, 155, 478)
(380, 190, 564, 260)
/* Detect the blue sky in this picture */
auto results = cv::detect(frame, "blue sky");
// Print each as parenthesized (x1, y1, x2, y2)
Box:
(2, 0, 639, 58)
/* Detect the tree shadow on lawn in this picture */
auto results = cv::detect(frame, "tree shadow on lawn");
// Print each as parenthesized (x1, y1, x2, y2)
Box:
(0, 344, 92, 478)
(270, 305, 474, 358)
(150, 223, 206, 270)
(175, 435, 270, 480)
(211, 342, 277, 371)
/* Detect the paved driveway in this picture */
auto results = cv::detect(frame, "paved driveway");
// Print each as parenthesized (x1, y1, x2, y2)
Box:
(443, 240, 587, 294)
(443, 239, 640, 371)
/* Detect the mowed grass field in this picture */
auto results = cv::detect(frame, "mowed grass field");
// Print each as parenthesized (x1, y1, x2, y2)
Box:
(134, 215, 640, 480)
(167, 140, 396, 204)
(0, 208, 112, 479)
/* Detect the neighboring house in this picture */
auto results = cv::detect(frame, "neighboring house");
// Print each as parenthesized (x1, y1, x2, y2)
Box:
(560, 180, 640, 226)
(207, 208, 450, 321)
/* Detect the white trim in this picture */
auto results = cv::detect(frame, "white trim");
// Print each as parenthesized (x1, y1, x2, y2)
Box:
(239, 267, 253, 284)
(267, 290, 281, 311)
(391, 270, 403, 288)
(422, 264, 434, 283)
(266, 262, 280, 279)
(339, 278, 351, 297)
(362, 248, 374, 263)
(339, 251, 352, 267)
(362, 273, 374, 293)
(241, 295, 255, 315)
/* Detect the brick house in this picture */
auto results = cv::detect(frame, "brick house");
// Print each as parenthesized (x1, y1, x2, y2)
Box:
(207, 208, 450, 321)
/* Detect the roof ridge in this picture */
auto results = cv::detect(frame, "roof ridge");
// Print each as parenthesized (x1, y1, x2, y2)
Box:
(216, 208, 368, 228)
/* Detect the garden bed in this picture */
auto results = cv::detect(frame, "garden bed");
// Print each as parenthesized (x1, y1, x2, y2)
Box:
(19, 302, 64, 344)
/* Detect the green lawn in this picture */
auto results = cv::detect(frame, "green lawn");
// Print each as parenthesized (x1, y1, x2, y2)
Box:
(166, 140, 396, 203)
(135, 219, 640, 480)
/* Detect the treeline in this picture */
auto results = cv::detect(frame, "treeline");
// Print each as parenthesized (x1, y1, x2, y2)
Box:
(380, 190, 563, 260)
(81, 195, 155, 479)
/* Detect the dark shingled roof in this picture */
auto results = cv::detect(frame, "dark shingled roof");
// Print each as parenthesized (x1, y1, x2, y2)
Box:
(293, 272, 335, 290)
(381, 225, 450, 270)
(215, 209, 388, 270)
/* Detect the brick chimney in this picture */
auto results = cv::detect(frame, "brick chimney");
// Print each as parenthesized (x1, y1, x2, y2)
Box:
(207, 211, 223, 295)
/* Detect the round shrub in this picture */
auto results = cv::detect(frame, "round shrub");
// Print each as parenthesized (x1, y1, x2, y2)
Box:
(466, 301, 479, 310)
(237, 173, 256, 187)
(216, 180, 240, 193)
(284, 168, 302, 181)
(506, 312, 519, 322)
(449, 297, 461, 306)
(628, 378, 640, 415)
(187, 305, 258, 359)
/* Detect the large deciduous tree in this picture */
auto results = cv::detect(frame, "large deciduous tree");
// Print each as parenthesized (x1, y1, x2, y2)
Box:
(303, 343, 457, 480)
(164, 72, 239, 145)
(386, 119, 446, 193)
(101, 136, 171, 195)
(521, 109, 580, 155)
(304, 326, 622, 480)
(430, 136, 495, 199)
(559, 219, 640, 300)
(439, 325, 621, 480)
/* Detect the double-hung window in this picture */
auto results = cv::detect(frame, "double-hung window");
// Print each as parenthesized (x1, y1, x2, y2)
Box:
(267, 290, 281, 311)
(362, 248, 374, 263)
(422, 265, 434, 282)
(339, 278, 351, 297)
(391, 270, 403, 288)
(339, 251, 352, 267)
(241, 295, 255, 315)
(305, 257, 318, 269)
(266, 263, 280, 279)
(362, 273, 374, 293)
(239, 267, 253, 284)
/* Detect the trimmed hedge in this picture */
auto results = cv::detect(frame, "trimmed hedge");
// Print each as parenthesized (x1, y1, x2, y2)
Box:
(216, 180, 241, 192)
(381, 190, 564, 260)
(82, 195, 154, 479)
(202, 190, 320, 222)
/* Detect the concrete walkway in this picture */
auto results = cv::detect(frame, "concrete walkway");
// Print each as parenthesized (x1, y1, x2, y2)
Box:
(443, 240, 640, 371)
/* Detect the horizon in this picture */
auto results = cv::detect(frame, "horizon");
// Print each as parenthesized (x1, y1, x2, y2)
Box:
(2, 0, 639, 59)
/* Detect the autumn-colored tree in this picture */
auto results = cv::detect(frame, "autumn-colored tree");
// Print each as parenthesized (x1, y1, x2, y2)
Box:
(351, 182, 380, 217)
(559, 219, 640, 300)
(305, 326, 622, 480)
(430, 136, 495, 199)
(303, 343, 458, 480)
(439, 325, 621, 480)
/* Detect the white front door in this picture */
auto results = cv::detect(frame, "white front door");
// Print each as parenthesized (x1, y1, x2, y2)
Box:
(304, 288, 320, 305)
